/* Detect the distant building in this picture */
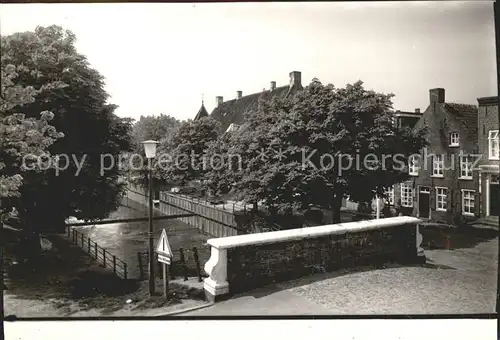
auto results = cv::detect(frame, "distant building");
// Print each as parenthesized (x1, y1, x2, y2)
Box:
(476, 96, 499, 222)
(194, 100, 209, 121)
(195, 71, 303, 132)
(403, 88, 479, 224)
(392, 109, 422, 129)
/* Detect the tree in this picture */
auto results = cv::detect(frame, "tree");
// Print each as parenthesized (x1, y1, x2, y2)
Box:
(1, 25, 133, 239)
(128, 114, 182, 190)
(165, 117, 220, 190)
(0, 64, 64, 213)
(207, 79, 428, 224)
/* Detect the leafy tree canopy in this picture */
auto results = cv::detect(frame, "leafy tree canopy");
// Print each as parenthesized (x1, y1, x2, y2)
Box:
(1, 25, 133, 233)
(206, 79, 428, 223)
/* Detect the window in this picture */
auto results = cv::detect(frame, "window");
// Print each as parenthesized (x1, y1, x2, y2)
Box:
(436, 187, 448, 211)
(226, 123, 241, 133)
(459, 155, 473, 179)
(462, 190, 475, 216)
(449, 132, 459, 147)
(432, 155, 444, 177)
(400, 182, 413, 207)
(385, 186, 394, 205)
(409, 155, 419, 176)
(489, 130, 499, 160)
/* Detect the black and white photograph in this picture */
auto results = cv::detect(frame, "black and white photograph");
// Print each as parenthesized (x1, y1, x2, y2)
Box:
(0, 0, 498, 333)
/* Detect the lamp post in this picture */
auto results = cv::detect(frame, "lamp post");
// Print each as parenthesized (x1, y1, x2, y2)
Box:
(142, 140, 159, 296)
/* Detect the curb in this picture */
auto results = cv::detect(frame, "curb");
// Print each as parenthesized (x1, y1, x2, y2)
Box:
(153, 301, 214, 316)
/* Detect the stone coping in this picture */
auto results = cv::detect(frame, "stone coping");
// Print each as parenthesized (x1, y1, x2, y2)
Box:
(207, 216, 422, 249)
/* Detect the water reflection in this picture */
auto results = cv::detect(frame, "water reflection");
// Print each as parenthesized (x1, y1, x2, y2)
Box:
(73, 201, 210, 278)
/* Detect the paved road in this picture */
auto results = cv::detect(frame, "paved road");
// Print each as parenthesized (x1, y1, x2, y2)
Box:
(181, 237, 498, 315)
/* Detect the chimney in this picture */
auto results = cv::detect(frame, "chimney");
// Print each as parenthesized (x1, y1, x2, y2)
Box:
(270, 81, 276, 91)
(236, 90, 242, 99)
(415, 108, 420, 114)
(429, 88, 445, 105)
(289, 71, 302, 90)
(216, 96, 223, 107)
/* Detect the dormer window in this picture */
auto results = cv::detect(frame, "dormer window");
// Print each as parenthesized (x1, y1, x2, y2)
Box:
(226, 123, 240, 133)
(449, 132, 459, 147)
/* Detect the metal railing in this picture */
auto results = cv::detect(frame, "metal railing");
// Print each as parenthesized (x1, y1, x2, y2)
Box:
(67, 227, 128, 279)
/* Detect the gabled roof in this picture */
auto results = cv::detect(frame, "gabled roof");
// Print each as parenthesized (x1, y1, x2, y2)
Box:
(194, 102, 209, 121)
(444, 103, 478, 144)
(210, 85, 292, 132)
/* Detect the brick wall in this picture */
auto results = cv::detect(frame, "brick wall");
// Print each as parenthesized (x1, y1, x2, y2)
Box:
(477, 99, 499, 217)
(478, 101, 499, 167)
(225, 223, 419, 294)
(412, 104, 478, 223)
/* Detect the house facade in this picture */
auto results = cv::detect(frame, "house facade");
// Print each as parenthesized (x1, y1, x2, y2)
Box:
(402, 88, 479, 224)
(477, 96, 499, 220)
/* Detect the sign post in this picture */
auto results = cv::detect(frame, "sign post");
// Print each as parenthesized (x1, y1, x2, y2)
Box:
(156, 229, 173, 298)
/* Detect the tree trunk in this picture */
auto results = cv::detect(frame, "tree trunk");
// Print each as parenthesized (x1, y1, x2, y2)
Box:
(331, 193, 343, 224)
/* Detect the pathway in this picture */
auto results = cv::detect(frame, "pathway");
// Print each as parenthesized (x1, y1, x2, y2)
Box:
(180, 236, 498, 315)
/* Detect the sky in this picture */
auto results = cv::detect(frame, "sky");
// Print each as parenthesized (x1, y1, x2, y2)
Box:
(0, 1, 496, 121)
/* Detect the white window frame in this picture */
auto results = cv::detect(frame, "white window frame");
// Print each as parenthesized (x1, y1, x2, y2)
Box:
(400, 182, 413, 208)
(435, 187, 448, 212)
(449, 132, 459, 147)
(385, 186, 394, 205)
(488, 130, 499, 160)
(461, 189, 475, 216)
(408, 155, 419, 176)
(459, 155, 473, 180)
(432, 155, 444, 178)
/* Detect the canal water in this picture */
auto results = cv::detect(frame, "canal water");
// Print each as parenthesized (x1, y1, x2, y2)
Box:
(72, 198, 211, 279)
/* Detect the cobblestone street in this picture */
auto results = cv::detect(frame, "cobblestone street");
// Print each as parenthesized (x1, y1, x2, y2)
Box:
(182, 236, 498, 315)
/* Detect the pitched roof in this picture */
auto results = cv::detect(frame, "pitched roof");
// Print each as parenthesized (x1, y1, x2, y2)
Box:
(210, 85, 292, 132)
(444, 102, 478, 144)
(194, 102, 209, 121)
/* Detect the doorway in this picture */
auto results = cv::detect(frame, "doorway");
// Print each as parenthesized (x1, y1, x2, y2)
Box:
(418, 186, 430, 219)
(489, 179, 499, 217)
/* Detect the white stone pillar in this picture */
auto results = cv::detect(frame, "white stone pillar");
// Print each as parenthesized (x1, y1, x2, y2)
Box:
(203, 246, 229, 301)
(416, 224, 425, 259)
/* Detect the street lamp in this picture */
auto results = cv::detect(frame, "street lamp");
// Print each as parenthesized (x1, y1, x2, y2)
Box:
(142, 140, 159, 296)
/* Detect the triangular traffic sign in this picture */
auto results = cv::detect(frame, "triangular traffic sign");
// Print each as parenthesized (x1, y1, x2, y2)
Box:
(156, 229, 173, 258)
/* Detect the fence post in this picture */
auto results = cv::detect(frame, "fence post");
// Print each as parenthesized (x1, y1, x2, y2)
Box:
(113, 255, 117, 274)
(137, 252, 144, 280)
(179, 248, 188, 281)
(81, 233, 84, 247)
(94, 243, 98, 259)
(103, 248, 106, 267)
(88, 238, 91, 253)
(124, 263, 127, 280)
(192, 247, 202, 282)
(67, 227, 70, 238)
(73, 229, 76, 243)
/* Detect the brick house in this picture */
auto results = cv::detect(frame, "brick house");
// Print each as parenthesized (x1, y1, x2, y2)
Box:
(395, 88, 479, 224)
(195, 70, 303, 132)
(476, 96, 499, 224)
